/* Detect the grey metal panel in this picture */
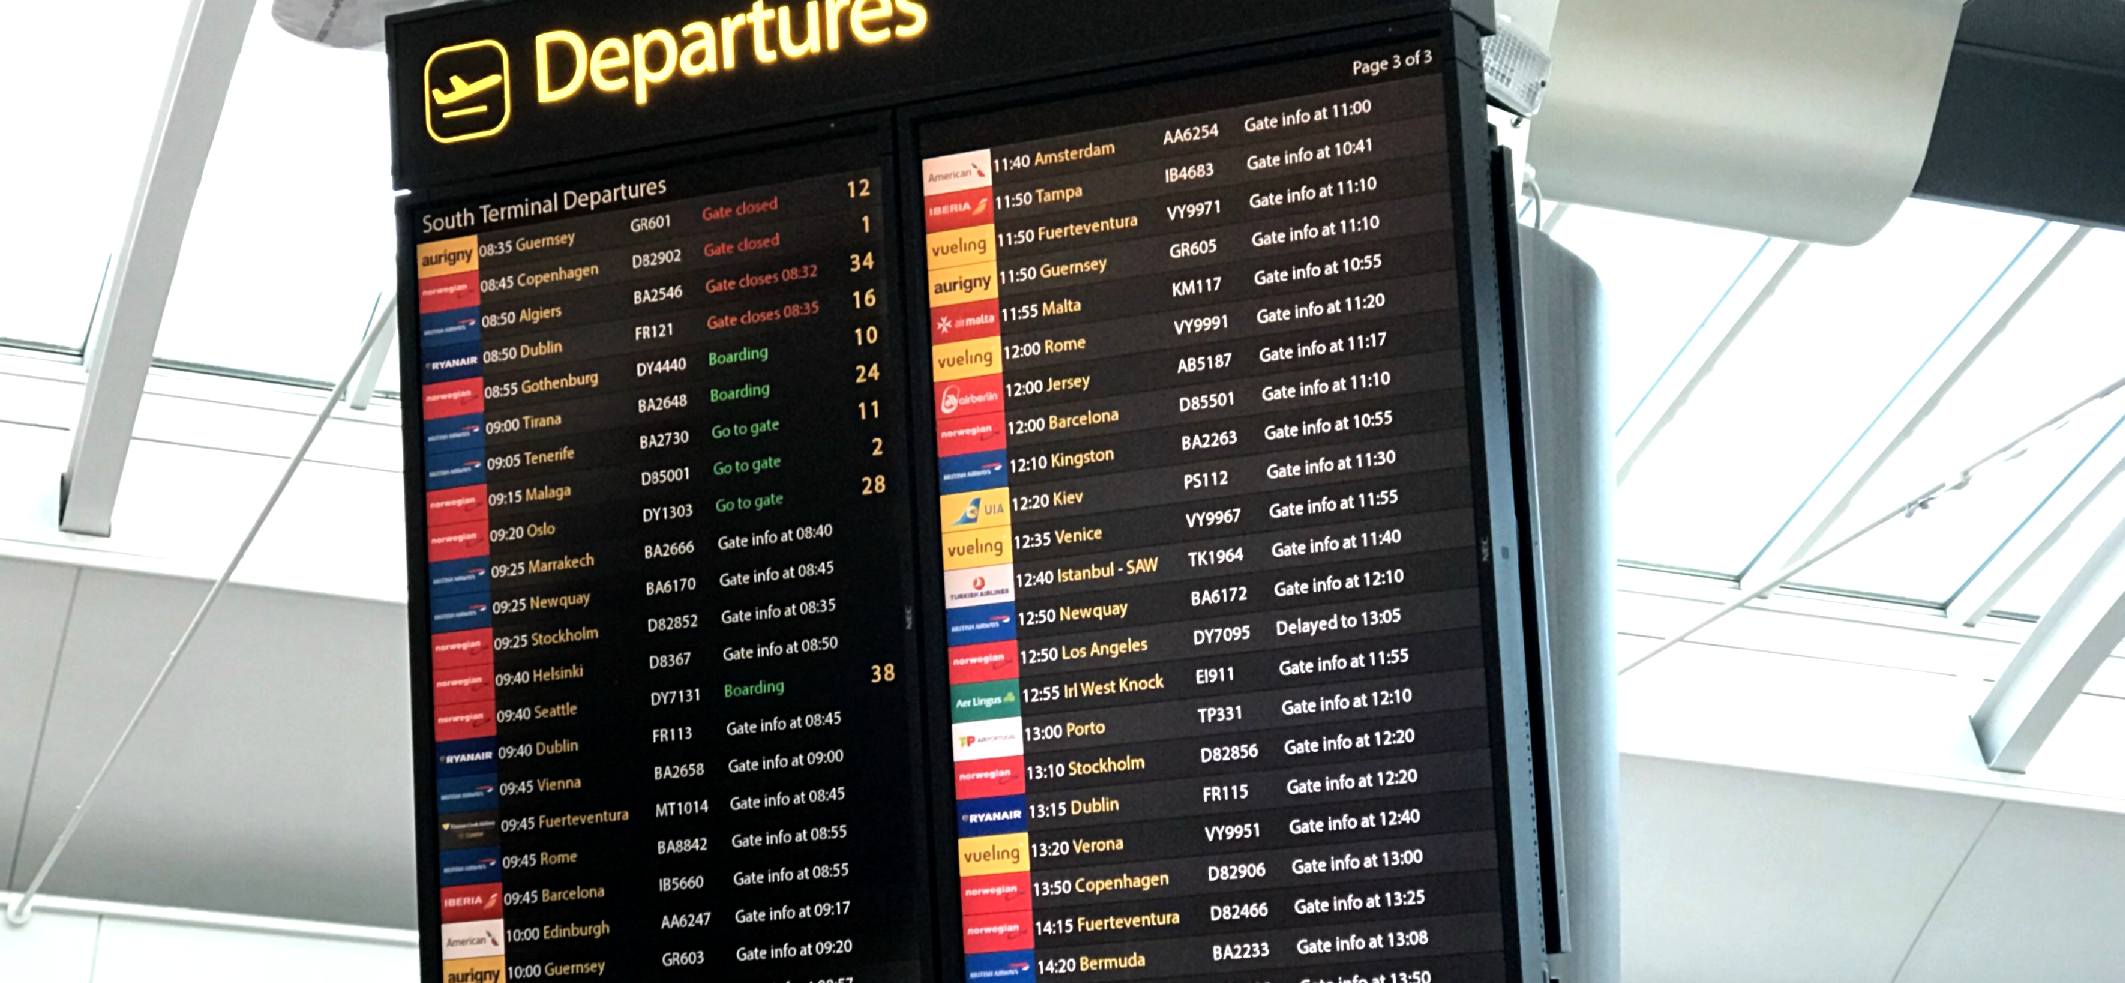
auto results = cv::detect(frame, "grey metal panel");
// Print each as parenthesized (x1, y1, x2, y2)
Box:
(0, 559, 77, 892)
(13, 570, 415, 927)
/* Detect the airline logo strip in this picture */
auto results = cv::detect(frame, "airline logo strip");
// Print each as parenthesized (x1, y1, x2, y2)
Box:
(925, 150, 1036, 982)
(418, 234, 506, 983)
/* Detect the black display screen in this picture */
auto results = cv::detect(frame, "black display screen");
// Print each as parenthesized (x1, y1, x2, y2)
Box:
(915, 41, 1517, 983)
(404, 131, 934, 983)
(394, 7, 1540, 983)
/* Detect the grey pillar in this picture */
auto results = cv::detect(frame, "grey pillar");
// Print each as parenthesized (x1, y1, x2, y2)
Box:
(1518, 227, 1620, 983)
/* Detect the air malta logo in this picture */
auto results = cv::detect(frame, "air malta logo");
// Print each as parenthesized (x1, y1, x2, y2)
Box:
(932, 300, 1001, 344)
(425, 41, 512, 143)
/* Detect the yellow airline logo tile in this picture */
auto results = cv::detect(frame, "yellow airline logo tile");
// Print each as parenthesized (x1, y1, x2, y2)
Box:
(942, 527, 1013, 571)
(418, 236, 481, 278)
(933, 338, 1002, 382)
(926, 226, 995, 272)
(958, 832, 1030, 875)
(941, 490, 1011, 531)
(929, 262, 999, 306)
(442, 956, 506, 983)
(426, 40, 512, 144)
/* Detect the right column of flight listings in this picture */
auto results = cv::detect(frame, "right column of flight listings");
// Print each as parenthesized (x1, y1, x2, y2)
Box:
(924, 49, 1515, 983)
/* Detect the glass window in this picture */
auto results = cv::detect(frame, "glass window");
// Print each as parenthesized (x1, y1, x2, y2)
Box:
(1797, 409, 2119, 604)
(1795, 229, 2125, 603)
(1615, 200, 2045, 574)
(0, 1, 192, 352)
(1545, 205, 1770, 427)
(1995, 444, 2125, 619)
(155, 3, 395, 385)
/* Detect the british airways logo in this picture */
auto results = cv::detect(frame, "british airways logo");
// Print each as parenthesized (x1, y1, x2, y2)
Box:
(940, 451, 1008, 494)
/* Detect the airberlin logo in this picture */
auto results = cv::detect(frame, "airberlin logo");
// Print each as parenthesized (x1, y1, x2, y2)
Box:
(429, 1, 932, 143)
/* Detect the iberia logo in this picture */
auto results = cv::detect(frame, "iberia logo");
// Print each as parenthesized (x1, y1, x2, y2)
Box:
(426, 40, 512, 143)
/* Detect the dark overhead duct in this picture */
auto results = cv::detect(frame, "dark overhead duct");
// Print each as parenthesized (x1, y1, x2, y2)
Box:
(1916, 0, 2125, 231)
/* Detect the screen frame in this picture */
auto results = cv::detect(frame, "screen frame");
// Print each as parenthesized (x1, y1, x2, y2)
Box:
(889, 14, 1547, 983)
(392, 8, 1544, 982)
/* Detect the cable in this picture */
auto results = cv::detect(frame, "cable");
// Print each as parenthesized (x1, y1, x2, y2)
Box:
(1523, 169, 1546, 231)
(4, 313, 394, 926)
(1620, 374, 2125, 675)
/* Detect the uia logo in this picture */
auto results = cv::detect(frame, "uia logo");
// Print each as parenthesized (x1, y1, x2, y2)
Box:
(956, 498, 983, 526)
(426, 40, 512, 143)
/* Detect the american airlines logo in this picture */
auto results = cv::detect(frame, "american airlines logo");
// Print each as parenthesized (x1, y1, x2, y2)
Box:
(441, 919, 506, 959)
(924, 150, 992, 193)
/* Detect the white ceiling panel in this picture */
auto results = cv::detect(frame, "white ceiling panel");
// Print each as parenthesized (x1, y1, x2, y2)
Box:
(1621, 756, 1998, 983)
(0, 905, 97, 983)
(0, 423, 70, 547)
(90, 917, 416, 983)
(0, 558, 77, 888)
(1896, 802, 2125, 982)
(11, 569, 414, 926)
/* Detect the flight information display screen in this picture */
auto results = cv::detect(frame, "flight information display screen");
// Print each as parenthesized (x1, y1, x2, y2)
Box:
(917, 42, 1513, 983)
(407, 133, 933, 983)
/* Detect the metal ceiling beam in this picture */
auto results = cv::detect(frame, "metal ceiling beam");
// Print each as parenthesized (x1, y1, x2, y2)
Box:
(346, 295, 398, 411)
(1971, 511, 2125, 772)
(1949, 413, 2125, 625)
(1615, 240, 1806, 483)
(60, 0, 256, 536)
(1742, 224, 2088, 590)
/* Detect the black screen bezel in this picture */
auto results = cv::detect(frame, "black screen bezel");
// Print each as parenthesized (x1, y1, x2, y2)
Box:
(391, 8, 1541, 983)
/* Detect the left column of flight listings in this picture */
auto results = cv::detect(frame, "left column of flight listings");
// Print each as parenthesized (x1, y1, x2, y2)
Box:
(412, 148, 931, 983)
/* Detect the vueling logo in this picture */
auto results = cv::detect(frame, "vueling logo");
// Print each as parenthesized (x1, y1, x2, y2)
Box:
(426, 1, 930, 144)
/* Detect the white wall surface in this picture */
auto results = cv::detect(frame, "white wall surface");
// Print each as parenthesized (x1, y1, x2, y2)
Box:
(0, 896, 416, 983)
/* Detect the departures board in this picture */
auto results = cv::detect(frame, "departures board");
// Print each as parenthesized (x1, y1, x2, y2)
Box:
(388, 4, 1547, 983)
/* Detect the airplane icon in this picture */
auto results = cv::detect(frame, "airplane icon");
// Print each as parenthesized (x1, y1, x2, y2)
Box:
(432, 73, 502, 118)
(424, 40, 511, 143)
